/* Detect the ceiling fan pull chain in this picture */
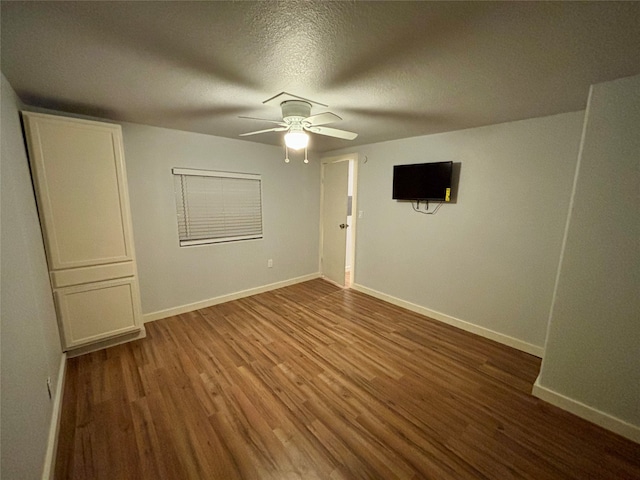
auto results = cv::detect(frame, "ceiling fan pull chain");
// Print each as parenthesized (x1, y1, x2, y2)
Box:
(284, 144, 290, 163)
(304, 146, 309, 164)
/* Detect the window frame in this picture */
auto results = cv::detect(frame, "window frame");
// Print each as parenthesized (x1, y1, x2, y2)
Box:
(172, 167, 264, 247)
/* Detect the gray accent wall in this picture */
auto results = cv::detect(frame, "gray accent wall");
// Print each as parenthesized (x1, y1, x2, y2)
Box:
(538, 74, 640, 428)
(330, 112, 585, 351)
(1, 73, 63, 479)
(121, 122, 321, 316)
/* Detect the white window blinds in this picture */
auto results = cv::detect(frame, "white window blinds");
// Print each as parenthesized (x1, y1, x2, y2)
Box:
(172, 168, 263, 246)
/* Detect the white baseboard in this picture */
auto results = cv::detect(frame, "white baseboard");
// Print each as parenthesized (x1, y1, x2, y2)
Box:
(351, 283, 544, 357)
(42, 352, 67, 480)
(533, 376, 640, 444)
(143, 273, 322, 323)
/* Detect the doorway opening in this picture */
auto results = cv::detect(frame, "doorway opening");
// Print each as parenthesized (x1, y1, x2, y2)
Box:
(320, 153, 358, 289)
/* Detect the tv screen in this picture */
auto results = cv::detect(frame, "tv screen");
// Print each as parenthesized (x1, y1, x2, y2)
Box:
(393, 161, 453, 201)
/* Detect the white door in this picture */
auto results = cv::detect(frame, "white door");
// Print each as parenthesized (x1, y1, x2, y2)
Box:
(321, 160, 349, 286)
(22, 112, 135, 270)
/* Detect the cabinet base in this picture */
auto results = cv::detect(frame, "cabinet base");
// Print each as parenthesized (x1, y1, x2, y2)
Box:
(66, 326, 146, 358)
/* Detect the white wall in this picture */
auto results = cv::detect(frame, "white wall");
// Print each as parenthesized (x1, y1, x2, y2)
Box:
(332, 112, 584, 353)
(536, 74, 640, 439)
(1, 74, 63, 479)
(121, 123, 321, 317)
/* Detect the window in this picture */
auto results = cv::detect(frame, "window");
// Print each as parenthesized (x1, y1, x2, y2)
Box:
(172, 168, 263, 246)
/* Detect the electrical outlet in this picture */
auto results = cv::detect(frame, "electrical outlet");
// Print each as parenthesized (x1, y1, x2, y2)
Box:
(46, 377, 52, 400)
(358, 210, 364, 218)
(267, 259, 273, 268)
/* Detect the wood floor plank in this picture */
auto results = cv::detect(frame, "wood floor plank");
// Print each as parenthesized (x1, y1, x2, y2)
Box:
(55, 279, 640, 479)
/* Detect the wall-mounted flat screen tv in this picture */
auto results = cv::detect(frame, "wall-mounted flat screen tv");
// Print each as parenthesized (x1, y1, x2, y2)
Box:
(392, 161, 453, 201)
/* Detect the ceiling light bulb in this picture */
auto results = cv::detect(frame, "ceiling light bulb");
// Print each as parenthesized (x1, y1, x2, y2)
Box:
(284, 131, 309, 150)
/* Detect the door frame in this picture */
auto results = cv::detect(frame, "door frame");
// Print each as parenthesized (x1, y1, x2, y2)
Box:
(319, 152, 359, 287)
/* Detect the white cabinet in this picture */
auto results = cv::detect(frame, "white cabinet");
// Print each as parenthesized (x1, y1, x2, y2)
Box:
(54, 277, 142, 348)
(22, 112, 144, 353)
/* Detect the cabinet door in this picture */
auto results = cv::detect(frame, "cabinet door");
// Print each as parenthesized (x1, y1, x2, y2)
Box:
(22, 112, 135, 270)
(55, 277, 142, 349)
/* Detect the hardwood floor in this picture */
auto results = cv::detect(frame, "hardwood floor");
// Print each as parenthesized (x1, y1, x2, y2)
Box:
(55, 279, 640, 479)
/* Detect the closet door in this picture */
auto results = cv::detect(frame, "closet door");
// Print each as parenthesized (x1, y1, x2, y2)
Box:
(22, 113, 134, 270)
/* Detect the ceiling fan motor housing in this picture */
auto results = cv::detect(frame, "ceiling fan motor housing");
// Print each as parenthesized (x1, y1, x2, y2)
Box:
(281, 100, 312, 124)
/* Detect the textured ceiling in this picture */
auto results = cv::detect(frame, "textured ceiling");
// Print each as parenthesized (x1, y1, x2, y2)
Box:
(2, 1, 640, 152)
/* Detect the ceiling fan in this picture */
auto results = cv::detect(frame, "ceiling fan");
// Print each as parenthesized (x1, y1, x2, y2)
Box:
(239, 98, 358, 161)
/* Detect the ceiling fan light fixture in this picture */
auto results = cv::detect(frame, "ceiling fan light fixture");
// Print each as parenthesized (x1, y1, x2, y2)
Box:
(240, 96, 357, 148)
(284, 130, 309, 150)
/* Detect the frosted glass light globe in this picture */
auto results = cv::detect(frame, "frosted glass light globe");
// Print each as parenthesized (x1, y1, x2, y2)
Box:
(284, 131, 309, 150)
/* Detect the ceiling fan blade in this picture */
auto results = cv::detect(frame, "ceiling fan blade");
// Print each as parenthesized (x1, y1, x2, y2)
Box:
(238, 116, 287, 126)
(305, 125, 358, 140)
(239, 126, 289, 137)
(304, 112, 342, 126)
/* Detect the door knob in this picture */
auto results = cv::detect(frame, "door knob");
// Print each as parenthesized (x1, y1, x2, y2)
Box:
(339, 223, 348, 229)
